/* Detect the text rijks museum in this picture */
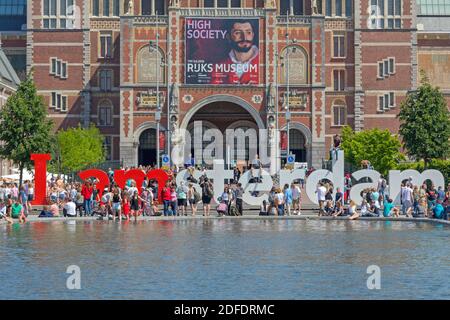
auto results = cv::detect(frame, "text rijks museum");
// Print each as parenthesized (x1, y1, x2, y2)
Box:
(1, 0, 449, 171)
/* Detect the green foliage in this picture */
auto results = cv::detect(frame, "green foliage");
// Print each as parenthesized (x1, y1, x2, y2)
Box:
(398, 71, 450, 165)
(340, 126, 404, 176)
(396, 159, 450, 184)
(55, 124, 105, 173)
(0, 73, 53, 185)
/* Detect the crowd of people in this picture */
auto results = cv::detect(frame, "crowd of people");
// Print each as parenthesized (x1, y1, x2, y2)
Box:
(314, 177, 450, 221)
(0, 162, 449, 223)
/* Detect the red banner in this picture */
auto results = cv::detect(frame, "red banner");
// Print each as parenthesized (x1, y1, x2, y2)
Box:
(159, 132, 165, 151)
(280, 131, 288, 150)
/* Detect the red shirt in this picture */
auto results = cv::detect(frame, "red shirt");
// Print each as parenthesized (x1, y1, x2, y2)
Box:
(211, 55, 259, 85)
(162, 187, 172, 201)
(81, 185, 93, 199)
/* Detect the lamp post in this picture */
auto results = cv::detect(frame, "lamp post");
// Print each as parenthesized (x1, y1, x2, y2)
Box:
(155, 110, 161, 168)
(150, 12, 163, 168)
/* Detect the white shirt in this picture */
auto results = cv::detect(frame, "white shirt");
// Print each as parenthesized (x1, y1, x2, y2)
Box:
(64, 201, 76, 216)
(317, 186, 327, 201)
(128, 187, 138, 197)
(401, 186, 412, 202)
(276, 192, 284, 204)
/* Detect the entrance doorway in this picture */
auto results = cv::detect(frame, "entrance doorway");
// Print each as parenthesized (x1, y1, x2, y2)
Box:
(186, 101, 261, 168)
(289, 129, 307, 163)
(138, 128, 157, 166)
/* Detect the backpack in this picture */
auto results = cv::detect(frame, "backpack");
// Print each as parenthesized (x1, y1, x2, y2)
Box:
(229, 204, 239, 216)
(193, 190, 201, 203)
(204, 183, 213, 198)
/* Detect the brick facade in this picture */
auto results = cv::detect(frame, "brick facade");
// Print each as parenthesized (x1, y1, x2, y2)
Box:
(25, 0, 449, 168)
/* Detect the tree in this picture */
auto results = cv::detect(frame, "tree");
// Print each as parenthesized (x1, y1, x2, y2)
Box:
(341, 126, 404, 176)
(398, 71, 450, 167)
(55, 124, 105, 174)
(0, 73, 53, 187)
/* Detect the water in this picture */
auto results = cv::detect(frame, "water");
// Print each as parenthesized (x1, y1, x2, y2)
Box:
(0, 219, 449, 299)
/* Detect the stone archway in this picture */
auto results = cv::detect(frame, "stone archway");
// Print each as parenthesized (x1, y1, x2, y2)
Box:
(180, 94, 265, 130)
(281, 122, 312, 166)
(179, 95, 265, 168)
(134, 121, 166, 166)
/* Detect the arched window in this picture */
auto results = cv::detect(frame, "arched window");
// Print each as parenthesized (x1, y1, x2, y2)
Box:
(280, 45, 308, 85)
(332, 99, 346, 127)
(98, 100, 113, 126)
(137, 45, 165, 83)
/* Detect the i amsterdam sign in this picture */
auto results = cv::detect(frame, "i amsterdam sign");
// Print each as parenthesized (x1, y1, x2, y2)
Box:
(29, 151, 446, 207)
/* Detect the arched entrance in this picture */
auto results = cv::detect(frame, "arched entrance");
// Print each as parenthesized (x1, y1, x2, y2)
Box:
(138, 128, 157, 166)
(181, 96, 264, 168)
(281, 122, 312, 166)
(289, 129, 307, 163)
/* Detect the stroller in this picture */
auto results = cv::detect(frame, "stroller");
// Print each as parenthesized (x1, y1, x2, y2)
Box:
(228, 202, 239, 216)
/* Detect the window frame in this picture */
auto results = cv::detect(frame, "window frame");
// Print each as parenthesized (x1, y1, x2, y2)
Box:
(99, 32, 113, 59)
(99, 69, 113, 91)
(332, 32, 346, 59)
(332, 101, 347, 127)
(98, 102, 113, 127)
(43, 0, 75, 29)
(333, 69, 345, 92)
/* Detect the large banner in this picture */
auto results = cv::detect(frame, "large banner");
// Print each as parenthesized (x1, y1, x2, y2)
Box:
(185, 18, 260, 85)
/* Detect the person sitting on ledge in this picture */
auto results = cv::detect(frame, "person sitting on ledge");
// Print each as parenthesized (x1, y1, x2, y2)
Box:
(332, 200, 344, 217)
(11, 198, 27, 223)
(432, 200, 445, 220)
(39, 205, 53, 218)
(321, 200, 334, 216)
(0, 202, 13, 224)
(382, 196, 400, 218)
(348, 200, 360, 220)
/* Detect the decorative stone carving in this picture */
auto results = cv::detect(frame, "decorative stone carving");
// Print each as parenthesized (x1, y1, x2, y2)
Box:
(265, 0, 276, 9)
(312, 0, 319, 15)
(169, 84, 179, 113)
(182, 94, 194, 104)
(170, 0, 180, 7)
(266, 84, 275, 113)
(126, 0, 134, 15)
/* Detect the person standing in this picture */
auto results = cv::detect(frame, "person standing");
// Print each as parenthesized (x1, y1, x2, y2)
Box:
(235, 183, 244, 216)
(291, 183, 301, 215)
(130, 191, 140, 221)
(401, 183, 413, 217)
(162, 181, 172, 216)
(316, 183, 327, 211)
(233, 167, 241, 184)
(170, 184, 178, 216)
(81, 181, 93, 217)
(187, 183, 199, 216)
(283, 184, 293, 216)
(200, 177, 213, 217)
(18, 186, 28, 216)
(275, 188, 285, 216)
(111, 188, 122, 221)
(176, 181, 189, 216)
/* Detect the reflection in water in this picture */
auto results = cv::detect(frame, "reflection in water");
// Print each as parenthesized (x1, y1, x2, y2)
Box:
(0, 220, 448, 300)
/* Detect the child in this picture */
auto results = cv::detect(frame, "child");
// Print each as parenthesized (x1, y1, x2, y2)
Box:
(122, 194, 131, 221)
(260, 200, 269, 216)
(360, 199, 369, 216)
